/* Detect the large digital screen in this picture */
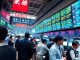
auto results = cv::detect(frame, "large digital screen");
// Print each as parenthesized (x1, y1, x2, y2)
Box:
(54, 32, 59, 36)
(60, 31, 66, 36)
(60, 6, 71, 21)
(66, 19, 73, 28)
(12, 0, 28, 12)
(52, 24, 56, 30)
(61, 21, 66, 29)
(55, 12, 60, 22)
(49, 32, 54, 37)
(65, 30, 75, 37)
(60, 9, 66, 20)
(75, 29, 80, 37)
(56, 22, 61, 30)
(52, 15, 56, 24)
(72, 1, 80, 27)
(65, 6, 72, 19)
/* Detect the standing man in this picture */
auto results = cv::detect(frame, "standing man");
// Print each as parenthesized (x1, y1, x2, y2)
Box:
(36, 39, 49, 60)
(49, 35, 64, 60)
(0, 26, 16, 60)
(17, 32, 33, 60)
(15, 35, 21, 50)
(66, 41, 79, 60)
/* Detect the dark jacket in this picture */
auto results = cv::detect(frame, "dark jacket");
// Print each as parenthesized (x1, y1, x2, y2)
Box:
(66, 46, 78, 60)
(17, 39, 34, 60)
(8, 40, 14, 47)
(15, 39, 20, 50)
(0, 45, 16, 60)
(47, 42, 54, 49)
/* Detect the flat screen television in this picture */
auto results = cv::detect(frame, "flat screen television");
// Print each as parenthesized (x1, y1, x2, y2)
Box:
(75, 29, 80, 37)
(60, 31, 66, 36)
(66, 19, 73, 28)
(56, 22, 61, 30)
(65, 30, 75, 37)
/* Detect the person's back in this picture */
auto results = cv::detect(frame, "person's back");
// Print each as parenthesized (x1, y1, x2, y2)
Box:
(8, 36, 14, 47)
(17, 32, 33, 60)
(0, 26, 16, 60)
(36, 39, 49, 60)
(0, 45, 16, 60)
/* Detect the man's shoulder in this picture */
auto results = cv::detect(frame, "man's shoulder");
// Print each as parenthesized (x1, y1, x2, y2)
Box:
(0, 45, 16, 52)
(50, 44, 56, 50)
(6, 45, 16, 51)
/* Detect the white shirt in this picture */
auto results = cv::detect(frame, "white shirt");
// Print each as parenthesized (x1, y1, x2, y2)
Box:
(70, 50, 79, 60)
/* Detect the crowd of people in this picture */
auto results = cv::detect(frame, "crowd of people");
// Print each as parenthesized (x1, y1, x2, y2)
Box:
(0, 26, 80, 60)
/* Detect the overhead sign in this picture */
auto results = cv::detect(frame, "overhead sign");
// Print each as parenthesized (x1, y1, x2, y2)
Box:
(1, 9, 10, 22)
(12, 17, 30, 24)
(10, 12, 37, 20)
(12, 0, 28, 12)
(0, 17, 14, 30)
(15, 23, 27, 27)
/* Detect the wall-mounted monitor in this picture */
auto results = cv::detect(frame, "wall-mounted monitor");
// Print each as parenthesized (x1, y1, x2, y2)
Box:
(55, 22, 61, 30)
(72, 1, 80, 27)
(61, 21, 66, 29)
(75, 29, 80, 37)
(60, 31, 66, 36)
(65, 30, 75, 37)
(66, 19, 73, 28)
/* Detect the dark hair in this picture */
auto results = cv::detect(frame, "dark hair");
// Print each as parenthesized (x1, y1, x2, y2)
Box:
(30, 37, 36, 42)
(54, 35, 64, 43)
(0, 26, 8, 41)
(41, 39, 46, 43)
(10, 36, 13, 39)
(49, 38, 55, 42)
(25, 32, 30, 38)
(72, 41, 79, 46)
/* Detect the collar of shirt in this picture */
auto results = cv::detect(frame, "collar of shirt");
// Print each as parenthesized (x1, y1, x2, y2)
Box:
(0, 42, 7, 46)
(55, 43, 60, 49)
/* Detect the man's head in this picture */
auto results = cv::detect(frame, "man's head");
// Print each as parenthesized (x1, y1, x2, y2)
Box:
(49, 38, 55, 42)
(54, 35, 64, 45)
(31, 37, 36, 42)
(17, 35, 21, 39)
(72, 41, 79, 49)
(0, 26, 8, 42)
(25, 32, 30, 39)
(41, 39, 46, 44)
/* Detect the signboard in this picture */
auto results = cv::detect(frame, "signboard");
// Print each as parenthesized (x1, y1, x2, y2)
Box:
(1, 9, 10, 22)
(15, 23, 27, 27)
(12, 0, 28, 12)
(12, 17, 30, 24)
(10, 12, 37, 19)
(0, 17, 14, 29)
